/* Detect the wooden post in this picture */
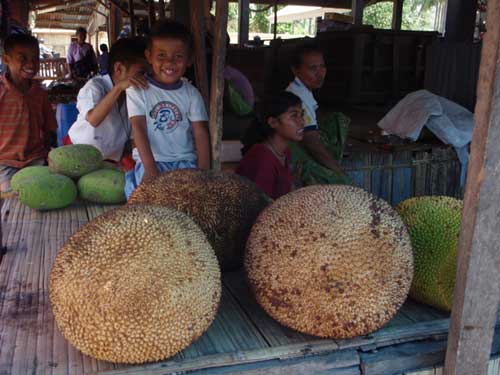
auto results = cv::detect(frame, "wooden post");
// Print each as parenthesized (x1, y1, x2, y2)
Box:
(392, 0, 403, 30)
(109, 3, 122, 44)
(208, 0, 229, 170)
(148, 0, 156, 27)
(238, 0, 249, 46)
(444, 0, 500, 373)
(444, 0, 477, 42)
(128, 0, 136, 36)
(10, 0, 29, 28)
(189, 0, 210, 109)
(352, 0, 364, 26)
(273, 2, 277, 40)
(158, 0, 166, 20)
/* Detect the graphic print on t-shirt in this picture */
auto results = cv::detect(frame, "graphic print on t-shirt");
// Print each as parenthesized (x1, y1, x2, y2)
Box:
(150, 101, 183, 132)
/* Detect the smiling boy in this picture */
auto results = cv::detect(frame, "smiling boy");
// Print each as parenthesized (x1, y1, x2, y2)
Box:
(125, 20, 210, 198)
(0, 34, 57, 193)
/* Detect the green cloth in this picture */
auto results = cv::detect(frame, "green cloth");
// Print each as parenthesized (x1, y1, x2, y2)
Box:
(226, 81, 253, 116)
(290, 111, 352, 186)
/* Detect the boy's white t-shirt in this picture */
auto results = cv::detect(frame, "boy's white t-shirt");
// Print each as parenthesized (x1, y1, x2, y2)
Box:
(126, 77, 208, 163)
(68, 74, 130, 161)
(286, 77, 319, 132)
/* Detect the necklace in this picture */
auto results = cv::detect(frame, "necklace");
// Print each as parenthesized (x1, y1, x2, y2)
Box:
(266, 140, 286, 160)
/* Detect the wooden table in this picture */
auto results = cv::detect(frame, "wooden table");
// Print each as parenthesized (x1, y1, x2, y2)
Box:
(0, 199, 499, 375)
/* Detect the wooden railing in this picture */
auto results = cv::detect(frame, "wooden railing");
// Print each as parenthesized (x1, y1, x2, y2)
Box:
(35, 58, 68, 80)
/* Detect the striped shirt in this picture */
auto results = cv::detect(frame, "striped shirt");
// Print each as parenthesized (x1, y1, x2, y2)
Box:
(0, 75, 57, 168)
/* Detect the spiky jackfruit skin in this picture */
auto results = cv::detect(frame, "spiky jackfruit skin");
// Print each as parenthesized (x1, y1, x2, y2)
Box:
(78, 169, 126, 204)
(396, 196, 463, 311)
(17, 173, 77, 210)
(245, 185, 413, 339)
(50, 205, 221, 364)
(10, 166, 50, 191)
(49, 144, 103, 178)
(128, 169, 271, 271)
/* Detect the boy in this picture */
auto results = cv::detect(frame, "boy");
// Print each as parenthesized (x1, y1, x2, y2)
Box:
(98, 43, 109, 75)
(125, 20, 210, 199)
(0, 34, 57, 193)
(66, 37, 148, 167)
(286, 42, 350, 184)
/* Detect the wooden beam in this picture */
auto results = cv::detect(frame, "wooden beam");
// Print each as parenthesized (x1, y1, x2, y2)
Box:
(443, 0, 500, 373)
(148, 0, 156, 27)
(392, 0, 403, 30)
(109, 3, 122, 44)
(352, 0, 364, 25)
(238, 0, 250, 45)
(209, 0, 229, 170)
(444, 0, 476, 42)
(158, 0, 166, 19)
(10, 0, 30, 28)
(128, 0, 136, 36)
(189, 0, 210, 109)
(108, 0, 130, 15)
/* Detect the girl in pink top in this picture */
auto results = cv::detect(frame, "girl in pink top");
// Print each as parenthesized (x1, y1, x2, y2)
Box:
(236, 92, 304, 199)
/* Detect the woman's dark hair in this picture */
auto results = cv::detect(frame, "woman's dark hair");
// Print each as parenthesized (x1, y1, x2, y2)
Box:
(108, 36, 146, 75)
(241, 91, 302, 155)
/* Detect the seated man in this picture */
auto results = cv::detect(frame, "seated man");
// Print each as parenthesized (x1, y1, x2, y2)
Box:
(286, 42, 350, 185)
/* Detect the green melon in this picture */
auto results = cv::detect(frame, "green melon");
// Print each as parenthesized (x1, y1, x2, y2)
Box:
(396, 196, 463, 311)
(10, 166, 50, 191)
(78, 169, 126, 204)
(49, 145, 103, 178)
(18, 174, 77, 210)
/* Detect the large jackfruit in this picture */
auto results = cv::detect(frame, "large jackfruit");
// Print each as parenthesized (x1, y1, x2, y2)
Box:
(396, 196, 463, 311)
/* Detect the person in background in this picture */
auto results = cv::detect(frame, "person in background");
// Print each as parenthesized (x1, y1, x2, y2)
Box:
(64, 37, 148, 171)
(98, 43, 109, 75)
(236, 92, 304, 199)
(125, 20, 210, 199)
(66, 27, 97, 79)
(0, 34, 57, 193)
(286, 42, 351, 185)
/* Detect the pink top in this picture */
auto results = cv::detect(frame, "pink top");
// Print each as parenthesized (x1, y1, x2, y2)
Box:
(236, 143, 293, 199)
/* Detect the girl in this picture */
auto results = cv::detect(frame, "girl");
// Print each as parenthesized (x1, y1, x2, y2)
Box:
(236, 92, 304, 199)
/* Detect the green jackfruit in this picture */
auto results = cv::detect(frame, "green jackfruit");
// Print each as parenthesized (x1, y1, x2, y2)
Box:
(18, 173, 77, 210)
(11, 166, 50, 191)
(78, 169, 126, 204)
(49, 145, 103, 178)
(396, 196, 463, 311)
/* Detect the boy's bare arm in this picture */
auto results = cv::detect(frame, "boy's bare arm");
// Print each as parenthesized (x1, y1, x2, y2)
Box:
(192, 121, 211, 169)
(302, 131, 344, 173)
(131, 116, 158, 181)
(86, 75, 147, 128)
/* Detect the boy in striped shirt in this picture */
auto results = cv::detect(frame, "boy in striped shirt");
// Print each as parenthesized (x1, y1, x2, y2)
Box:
(0, 34, 56, 193)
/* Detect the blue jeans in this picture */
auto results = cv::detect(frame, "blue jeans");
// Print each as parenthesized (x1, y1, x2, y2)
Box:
(125, 160, 196, 199)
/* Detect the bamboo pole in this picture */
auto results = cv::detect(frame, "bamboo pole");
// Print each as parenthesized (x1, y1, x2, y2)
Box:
(208, 0, 229, 170)
(444, 0, 500, 373)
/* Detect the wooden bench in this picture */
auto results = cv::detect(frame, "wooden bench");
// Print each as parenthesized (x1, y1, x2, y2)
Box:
(35, 58, 68, 81)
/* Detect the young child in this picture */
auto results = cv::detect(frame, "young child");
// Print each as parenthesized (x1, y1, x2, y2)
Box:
(125, 20, 210, 199)
(0, 33, 57, 193)
(66, 37, 148, 169)
(236, 92, 304, 199)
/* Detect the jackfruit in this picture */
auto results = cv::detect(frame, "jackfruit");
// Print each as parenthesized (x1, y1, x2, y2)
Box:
(396, 196, 462, 311)
(49, 144, 103, 178)
(50, 205, 221, 363)
(10, 166, 50, 191)
(78, 169, 126, 204)
(245, 185, 413, 339)
(128, 169, 270, 270)
(17, 173, 77, 210)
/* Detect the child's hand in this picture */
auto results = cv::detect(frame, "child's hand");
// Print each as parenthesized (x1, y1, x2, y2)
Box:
(119, 74, 148, 91)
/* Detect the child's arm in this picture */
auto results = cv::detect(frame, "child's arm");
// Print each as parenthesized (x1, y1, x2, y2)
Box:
(192, 121, 211, 169)
(86, 74, 147, 128)
(131, 116, 159, 181)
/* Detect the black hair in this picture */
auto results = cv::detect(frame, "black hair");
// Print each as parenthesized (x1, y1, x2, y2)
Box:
(241, 91, 302, 155)
(291, 41, 323, 69)
(3, 33, 39, 55)
(147, 19, 193, 54)
(99, 43, 108, 52)
(108, 36, 146, 75)
(76, 27, 87, 35)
